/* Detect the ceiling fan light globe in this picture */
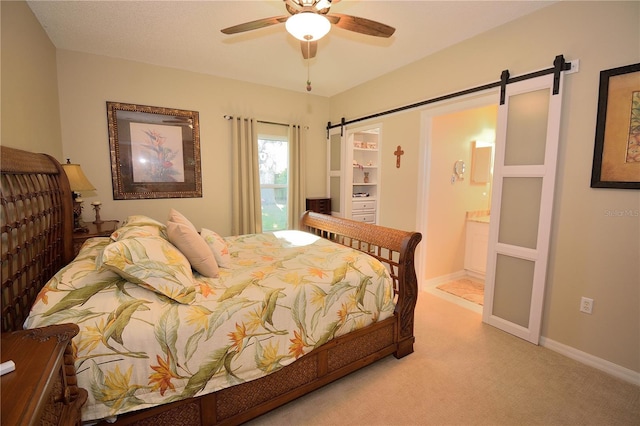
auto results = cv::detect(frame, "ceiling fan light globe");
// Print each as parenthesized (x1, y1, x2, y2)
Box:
(285, 12, 331, 41)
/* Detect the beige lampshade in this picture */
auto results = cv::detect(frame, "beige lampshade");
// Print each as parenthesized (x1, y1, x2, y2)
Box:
(62, 161, 96, 192)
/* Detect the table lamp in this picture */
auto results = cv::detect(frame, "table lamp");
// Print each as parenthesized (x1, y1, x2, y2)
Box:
(61, 159, 96, 232)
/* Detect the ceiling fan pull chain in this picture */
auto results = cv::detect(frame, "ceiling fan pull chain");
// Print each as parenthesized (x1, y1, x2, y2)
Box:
(306, 39, 312, 92)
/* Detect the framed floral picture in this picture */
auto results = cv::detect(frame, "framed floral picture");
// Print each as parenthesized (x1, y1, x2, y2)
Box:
(106, 102, 202, 199)
(590, 63, 640, 189)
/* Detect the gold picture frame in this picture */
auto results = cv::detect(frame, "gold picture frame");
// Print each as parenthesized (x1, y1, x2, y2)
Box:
(107, 102, 202, 199)
(590, 63, 640, 189)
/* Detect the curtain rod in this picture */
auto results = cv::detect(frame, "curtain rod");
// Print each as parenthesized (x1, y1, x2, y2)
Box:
(223, 115, 291, 128)
(326, 54, 571, 134)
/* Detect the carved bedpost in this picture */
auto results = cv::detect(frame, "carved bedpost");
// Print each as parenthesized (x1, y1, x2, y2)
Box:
(394, 232, 422, 358)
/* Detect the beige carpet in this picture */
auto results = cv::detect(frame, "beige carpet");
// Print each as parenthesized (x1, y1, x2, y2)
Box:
(247, 292, 640, 426)
(436, 278, 484, 305)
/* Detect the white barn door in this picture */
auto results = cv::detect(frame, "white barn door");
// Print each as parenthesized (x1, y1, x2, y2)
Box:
(327, 127, 345, 217)
(482, 72, 564, 344)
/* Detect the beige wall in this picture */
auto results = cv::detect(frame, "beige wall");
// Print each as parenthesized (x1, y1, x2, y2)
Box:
(53, 51, 329, 236)
(331, 1, 639, 373)
(1, 0, 62, 157)
(425, 105, 497, 280)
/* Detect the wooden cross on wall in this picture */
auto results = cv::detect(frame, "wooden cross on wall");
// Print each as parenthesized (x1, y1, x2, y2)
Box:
(394, 145, 404, 168)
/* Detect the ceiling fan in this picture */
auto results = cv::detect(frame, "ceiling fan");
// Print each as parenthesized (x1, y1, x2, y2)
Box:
(221, 0, 396, 59)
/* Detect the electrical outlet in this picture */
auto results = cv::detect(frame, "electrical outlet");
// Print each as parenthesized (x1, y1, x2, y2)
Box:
(580, 297, 593, 314)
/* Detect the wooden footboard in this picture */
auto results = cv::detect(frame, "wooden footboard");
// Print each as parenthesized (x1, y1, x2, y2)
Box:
(299, 211, 422, 358)
(111, 318, 399, 426)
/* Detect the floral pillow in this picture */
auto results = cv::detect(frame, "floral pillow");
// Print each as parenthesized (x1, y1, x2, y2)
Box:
(100, 236, 197, 304)
(201, 228, 231, 268)
(111, 215, 168, 241)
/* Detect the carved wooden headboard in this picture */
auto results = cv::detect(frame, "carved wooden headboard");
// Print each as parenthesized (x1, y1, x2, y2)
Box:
(1, 146, 74, 332)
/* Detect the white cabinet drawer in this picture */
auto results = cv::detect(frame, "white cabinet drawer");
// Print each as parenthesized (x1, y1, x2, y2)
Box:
(352, 212, 376, 223)
(352, 200, 376, 212)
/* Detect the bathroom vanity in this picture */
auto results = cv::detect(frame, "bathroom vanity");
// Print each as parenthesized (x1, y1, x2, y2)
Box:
(464, 213, 490, 279)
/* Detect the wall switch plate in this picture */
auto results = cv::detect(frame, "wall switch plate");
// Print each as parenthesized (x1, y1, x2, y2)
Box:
(566, 59, 580, 74)
(580, 296, 593, 314)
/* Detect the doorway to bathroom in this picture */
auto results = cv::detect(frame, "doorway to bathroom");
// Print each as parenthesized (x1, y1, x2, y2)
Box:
(417, 93, 498, 315)
(418, 71, 565, 346)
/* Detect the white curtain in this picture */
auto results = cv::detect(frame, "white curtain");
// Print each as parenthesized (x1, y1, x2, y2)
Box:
(287, 124, 306, 230)
(231, 117, 262, 235)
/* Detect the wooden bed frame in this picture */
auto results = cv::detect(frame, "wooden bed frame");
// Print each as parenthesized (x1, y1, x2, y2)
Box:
(1, 145, 422, 425)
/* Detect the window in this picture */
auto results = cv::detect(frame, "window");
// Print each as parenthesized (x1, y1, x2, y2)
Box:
(258, 137, 289, 231)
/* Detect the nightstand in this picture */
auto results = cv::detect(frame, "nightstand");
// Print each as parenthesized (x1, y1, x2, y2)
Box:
(306, 197, 331, 215)
(1, 324, 88, 425)
(73, 220, 119, 256)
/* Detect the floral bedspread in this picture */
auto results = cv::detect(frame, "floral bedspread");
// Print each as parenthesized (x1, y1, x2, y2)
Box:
(25, 230, 395, 422)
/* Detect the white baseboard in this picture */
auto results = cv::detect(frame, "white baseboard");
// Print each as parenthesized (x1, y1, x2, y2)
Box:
(465, 270, 485, 281)
(540, 336, 640, 386)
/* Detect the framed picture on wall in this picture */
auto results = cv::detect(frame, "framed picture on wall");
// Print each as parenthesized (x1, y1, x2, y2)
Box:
(106, 102, 202, 199)
(590, 63, 640, 189)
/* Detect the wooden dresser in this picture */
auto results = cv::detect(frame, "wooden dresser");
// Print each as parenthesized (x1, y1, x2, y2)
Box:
(1, 324, 88, 425)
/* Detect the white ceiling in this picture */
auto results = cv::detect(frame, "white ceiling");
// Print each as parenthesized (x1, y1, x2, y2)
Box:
(27, 0, 555, 97)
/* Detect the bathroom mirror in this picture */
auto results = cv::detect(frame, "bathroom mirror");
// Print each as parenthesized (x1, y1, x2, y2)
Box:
(471, 141, 493, 184)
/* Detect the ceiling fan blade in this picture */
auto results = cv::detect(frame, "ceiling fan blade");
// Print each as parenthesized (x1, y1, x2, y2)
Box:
(300, 40, 317, 59)
(329, 13, 395, 38)
(221, 16, 288, 35)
